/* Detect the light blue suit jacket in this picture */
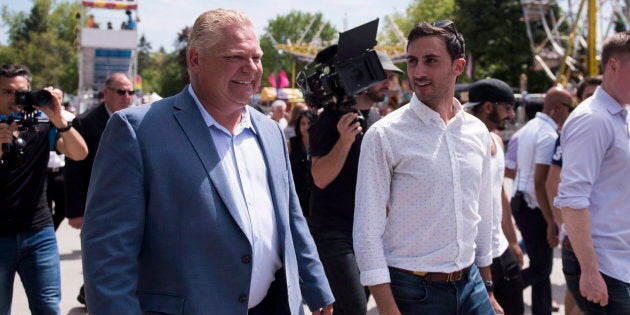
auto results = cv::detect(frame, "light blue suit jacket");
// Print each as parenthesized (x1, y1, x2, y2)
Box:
(81, 87, 334, 314)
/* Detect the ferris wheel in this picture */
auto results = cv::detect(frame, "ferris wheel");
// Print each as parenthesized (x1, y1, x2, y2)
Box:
(520, 0, 628, 84)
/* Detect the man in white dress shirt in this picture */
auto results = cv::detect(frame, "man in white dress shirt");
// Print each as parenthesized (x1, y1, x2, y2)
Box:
(353, 21, 495, 314)
(555, 31, 630, 314)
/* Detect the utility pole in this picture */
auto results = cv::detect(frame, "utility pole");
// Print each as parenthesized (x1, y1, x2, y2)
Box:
(587, 0, 598, 76)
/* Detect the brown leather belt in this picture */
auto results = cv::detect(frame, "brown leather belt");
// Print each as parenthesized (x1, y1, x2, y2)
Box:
(390, 266, 471, 282)
(562, 237, 573, 251)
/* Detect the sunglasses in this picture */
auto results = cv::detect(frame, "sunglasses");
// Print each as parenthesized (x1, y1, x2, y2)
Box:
(108, 88, 135, 96)
(431, 20, 458, 34)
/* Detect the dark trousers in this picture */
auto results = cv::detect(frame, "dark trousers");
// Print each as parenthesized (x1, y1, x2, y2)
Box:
(491, 248, 525, 315)
(248, 268, 290, 315)
(511, 196, 553, 315)
(562, 241, 630, 315)
(310, 228, 368, 315)
(47, 169, 66, 230)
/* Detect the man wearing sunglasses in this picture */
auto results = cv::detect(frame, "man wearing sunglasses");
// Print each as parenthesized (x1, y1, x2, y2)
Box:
(63, 72, 134, 307)
(464, 78, 524, 315)
(354, 21, 497, 314)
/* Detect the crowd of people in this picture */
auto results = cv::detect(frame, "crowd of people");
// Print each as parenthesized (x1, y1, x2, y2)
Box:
(1, 7, 628, 315)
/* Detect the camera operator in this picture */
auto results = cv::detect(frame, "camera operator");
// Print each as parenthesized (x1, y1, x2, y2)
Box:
(308, 51, 402, 314)
(0, 64, 88, 314)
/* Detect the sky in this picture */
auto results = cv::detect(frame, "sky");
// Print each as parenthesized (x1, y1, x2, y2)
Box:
(0, 0, 413, 52)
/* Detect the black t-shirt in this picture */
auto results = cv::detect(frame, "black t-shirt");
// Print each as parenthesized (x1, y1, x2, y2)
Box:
(551, 135, 562, 167)
(308, 108, 362, 231)
(289, 136, 312, 217)
(0, 122, 54, 235)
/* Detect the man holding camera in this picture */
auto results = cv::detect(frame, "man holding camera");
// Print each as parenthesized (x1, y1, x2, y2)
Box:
(308, 50, 402, 314)
(0, 64, 87, 314)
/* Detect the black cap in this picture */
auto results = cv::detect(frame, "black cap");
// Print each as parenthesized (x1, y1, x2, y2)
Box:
(463, 78, 514, 108)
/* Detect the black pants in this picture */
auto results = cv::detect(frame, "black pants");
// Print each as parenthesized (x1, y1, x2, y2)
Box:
(309, 228, 368, 315)
(47, 168, 66, 230)
(511, 194, 553, 315)
(491, 248, 525, 315)
(248, 268, 290, 315)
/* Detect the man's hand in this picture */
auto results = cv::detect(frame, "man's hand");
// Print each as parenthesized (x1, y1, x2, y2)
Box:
(312, 304, 333, 315)
(35, 86, 66, 129)
(68, 217, 83, 229)
(580, 270, 609, 307)
(509, 243, 524, 268)
(489, 292, 505, 314)
(0, 121, 17, 157)
(336, 112, 362, 145)
(547, 222, 559, 248)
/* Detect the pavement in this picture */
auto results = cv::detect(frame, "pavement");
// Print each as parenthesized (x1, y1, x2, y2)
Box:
(10, 221, 569, 315)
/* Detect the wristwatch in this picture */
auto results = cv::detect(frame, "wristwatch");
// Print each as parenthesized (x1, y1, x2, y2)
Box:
(484, 280, 494, 293)
(56, 120, 72, 133)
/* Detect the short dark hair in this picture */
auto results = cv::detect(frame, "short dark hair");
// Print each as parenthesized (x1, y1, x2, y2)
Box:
(0, 64, 32, 86)
(407, 21, 465, 61)
(576, 75, 602, 101)
(601, 31, 630, 73)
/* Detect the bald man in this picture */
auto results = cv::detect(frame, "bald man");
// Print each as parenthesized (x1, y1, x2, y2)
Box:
(509, 86, 574, 315)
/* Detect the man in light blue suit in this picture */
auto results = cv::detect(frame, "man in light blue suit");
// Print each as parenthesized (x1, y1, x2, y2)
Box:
(81, 9, 334, 315)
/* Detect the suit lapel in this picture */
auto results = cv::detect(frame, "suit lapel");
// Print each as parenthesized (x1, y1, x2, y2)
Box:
(171, 90, 250, 238)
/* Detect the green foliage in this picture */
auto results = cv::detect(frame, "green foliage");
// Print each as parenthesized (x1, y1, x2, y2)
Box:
(260, 11, 337, 88)
(455, 0, 552, 91)
(135, 28, 187, 98)
(1, 0, 80, 93)
(395, 0, 455, 35)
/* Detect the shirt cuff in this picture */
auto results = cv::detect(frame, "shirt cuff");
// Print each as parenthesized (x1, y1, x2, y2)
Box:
(359, 267, 391, 286)
(553, 196, 590, 210)
(474, 253, 493, 268)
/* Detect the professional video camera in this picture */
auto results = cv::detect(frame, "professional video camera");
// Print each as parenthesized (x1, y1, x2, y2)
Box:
(297, 19, 386, 109)
(0, 89, 51, 165)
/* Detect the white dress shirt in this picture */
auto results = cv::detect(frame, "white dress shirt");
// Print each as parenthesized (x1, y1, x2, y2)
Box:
(490, 134, 509, 258)
(190, 86, 281, 308)
(353, 94, 493, 286)
(554, 87, 630, 283)
(512, 112, 558, 208)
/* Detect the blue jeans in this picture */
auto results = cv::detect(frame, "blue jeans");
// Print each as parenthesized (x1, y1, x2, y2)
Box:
(562, 245, 630, 315)
(310, 228, 368, 315)
(0, 225, 61, 315)
(389, 265, 495, 315)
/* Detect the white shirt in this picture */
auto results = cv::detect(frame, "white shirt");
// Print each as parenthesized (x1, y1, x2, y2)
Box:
(554, 87, 630, 283)
(490, 134, 509, 258)
(189, 86, 281, 308)
(353, 94, 493, 286)
(512, 112, 558, 208)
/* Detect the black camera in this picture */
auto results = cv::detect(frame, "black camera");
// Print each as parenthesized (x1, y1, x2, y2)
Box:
(297, 19, 386, 108)
(15, 89, 52, 113)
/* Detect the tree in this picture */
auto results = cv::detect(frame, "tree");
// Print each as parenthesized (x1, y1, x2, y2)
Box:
(260, 11, 337, 88)
(455, 0, 552, 91)
(1, 0, 80, 93)
(393, 0, 455, 35)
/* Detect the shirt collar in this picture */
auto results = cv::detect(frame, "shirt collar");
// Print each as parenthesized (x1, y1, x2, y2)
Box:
(188, 85, 255, 135)
(594, 86, 626, 116)
(535, 112, 558, 130)
(409, 93, 465, 125)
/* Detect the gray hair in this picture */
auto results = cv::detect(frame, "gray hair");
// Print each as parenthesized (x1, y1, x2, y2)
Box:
(187, 9, 253, 55)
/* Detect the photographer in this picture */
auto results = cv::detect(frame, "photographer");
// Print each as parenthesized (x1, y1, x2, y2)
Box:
(308, 51, 402, 314)
(0, 64, 87, 314)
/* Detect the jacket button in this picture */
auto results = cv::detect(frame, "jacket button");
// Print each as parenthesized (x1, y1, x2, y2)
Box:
(241, 255, 251, 263)
(239, 294, 248, 303)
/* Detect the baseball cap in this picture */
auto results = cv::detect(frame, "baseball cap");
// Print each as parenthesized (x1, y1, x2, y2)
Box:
(376, 50, 404, 75)
(462, 78, 514, 108)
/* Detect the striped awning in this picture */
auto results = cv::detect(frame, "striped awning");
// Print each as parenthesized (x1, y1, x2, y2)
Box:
(82, 0, 137, 10)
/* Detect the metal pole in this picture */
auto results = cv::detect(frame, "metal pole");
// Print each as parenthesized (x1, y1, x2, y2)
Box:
(587, 0, 598, 76)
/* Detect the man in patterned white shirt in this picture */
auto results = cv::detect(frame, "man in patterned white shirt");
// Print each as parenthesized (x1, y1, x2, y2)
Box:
(353, 21, 495, 314)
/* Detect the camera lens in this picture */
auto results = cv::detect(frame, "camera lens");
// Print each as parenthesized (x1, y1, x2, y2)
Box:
(31, 90, 52, 107)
